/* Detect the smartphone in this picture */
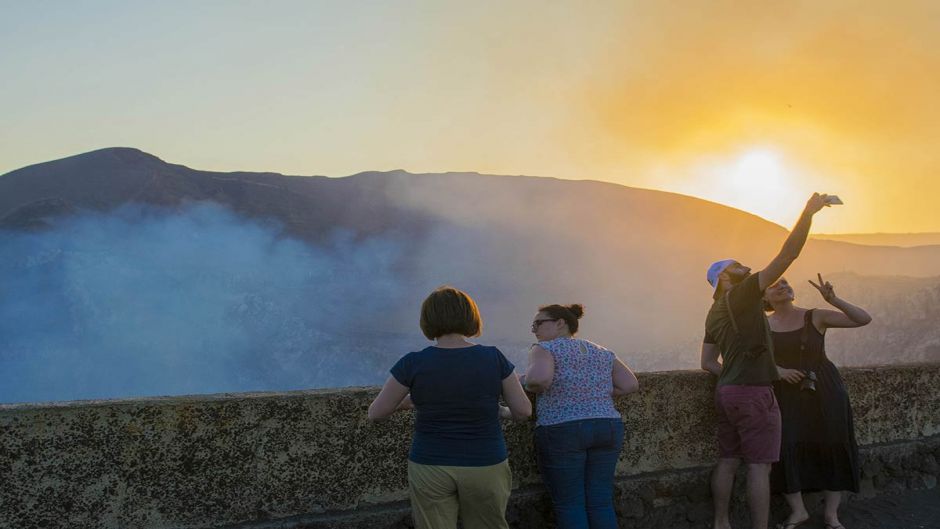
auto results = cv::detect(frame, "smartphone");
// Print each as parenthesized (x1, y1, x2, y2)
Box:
(824, 195, 843, 205)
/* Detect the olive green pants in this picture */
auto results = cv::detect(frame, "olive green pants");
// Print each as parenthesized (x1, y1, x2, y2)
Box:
(407, 459, 512, 529)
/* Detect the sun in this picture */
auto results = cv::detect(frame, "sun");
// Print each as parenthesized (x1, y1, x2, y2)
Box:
(729, 149, 783, 189)
(716, 147, 805, 225)
(658, 146, 809, 227)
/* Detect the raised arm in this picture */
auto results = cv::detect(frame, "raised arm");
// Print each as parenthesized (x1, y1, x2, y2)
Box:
(523, 344, 555, 393)
(700, 342, 722, 377)
(809, 274, 873, 330)
(612, 356, 639, 396)
(368, 376, 412, 420)
(758, 193, 829, 291)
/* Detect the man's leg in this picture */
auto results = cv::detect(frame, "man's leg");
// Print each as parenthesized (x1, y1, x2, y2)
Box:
(712, 457, 740, 529)
(714, 387, 744, 529)
(736, 388, 782, 529)
(746, 463, 772, 529)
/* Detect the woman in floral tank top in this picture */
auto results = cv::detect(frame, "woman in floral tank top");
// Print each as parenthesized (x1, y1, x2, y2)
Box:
(523, 303, 639, 529)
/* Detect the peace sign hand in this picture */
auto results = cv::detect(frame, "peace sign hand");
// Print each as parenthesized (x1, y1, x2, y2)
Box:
(808, 273, 837, 303)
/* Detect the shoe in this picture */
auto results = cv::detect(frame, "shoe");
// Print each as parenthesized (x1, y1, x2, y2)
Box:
(824, 525, 845, 529)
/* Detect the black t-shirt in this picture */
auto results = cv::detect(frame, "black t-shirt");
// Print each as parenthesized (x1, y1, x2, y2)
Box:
(704, 272, 779, 385)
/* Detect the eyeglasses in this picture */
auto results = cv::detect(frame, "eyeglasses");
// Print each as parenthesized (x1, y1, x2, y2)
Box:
(531, 318, 558, 331)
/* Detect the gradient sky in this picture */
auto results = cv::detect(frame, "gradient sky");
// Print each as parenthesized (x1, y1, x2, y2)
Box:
(2, 1, 938, 232)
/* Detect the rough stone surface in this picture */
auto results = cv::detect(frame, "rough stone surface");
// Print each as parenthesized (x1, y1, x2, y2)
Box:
(1, 365, 938, 529)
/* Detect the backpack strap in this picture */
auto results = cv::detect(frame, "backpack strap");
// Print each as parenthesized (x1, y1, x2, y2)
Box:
(724, 291, 740, 335)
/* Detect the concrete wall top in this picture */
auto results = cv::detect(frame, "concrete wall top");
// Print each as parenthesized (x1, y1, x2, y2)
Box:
(2, 364, 938, 529)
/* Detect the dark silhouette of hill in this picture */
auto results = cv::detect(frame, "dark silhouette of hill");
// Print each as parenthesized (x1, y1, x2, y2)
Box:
(5, 148, 938, 279)
(813, 232, 940, 248)
(0, 147, 433, 242)
(1, 148, 938, 400)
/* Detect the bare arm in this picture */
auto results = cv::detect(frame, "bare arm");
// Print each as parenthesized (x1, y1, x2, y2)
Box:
(368, 376, 411, 420)
(808, 274, 872, 329)
(700, 342, 722, 377)
(500, 374, 533, 420)
(397, 394, 414, 411)
(524, 345, 555, 393)
(612, 356, 639, 396)
(816, 302, 872, 329)
(759, 193, 828, 291)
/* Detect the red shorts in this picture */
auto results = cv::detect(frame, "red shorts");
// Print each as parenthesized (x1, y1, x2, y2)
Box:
(715, 385, 782, 464)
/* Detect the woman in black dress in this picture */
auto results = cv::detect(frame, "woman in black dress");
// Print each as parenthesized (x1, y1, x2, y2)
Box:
(763, 274, 872, 529)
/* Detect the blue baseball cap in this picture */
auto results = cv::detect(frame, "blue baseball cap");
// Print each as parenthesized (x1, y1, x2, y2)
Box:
(707, 259, 736, 290)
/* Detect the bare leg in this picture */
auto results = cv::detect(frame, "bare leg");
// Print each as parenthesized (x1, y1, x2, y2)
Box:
(746, 463, 772, 529)
(780, 491, 810, 526)
(823, 490, 843, 528)
(712, 458, 741, 529)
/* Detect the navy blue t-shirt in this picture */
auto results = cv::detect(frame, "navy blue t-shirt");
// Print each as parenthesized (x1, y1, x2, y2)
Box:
(391, 344, 515, 466)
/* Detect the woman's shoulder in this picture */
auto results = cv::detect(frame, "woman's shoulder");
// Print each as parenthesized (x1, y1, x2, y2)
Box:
(400, 345, 445, 362)
(559, 337, 610, 352)
(403, 344, 499, 365)
(470, 343, 504, 356)
(576, 338, 608, 349)
(440, 343, 505, 357)
(539, 337, 603, 353)
(537, 337, 567, 350)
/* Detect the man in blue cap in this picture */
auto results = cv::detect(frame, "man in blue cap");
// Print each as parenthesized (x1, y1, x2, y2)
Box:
(701, 192, 832, 529)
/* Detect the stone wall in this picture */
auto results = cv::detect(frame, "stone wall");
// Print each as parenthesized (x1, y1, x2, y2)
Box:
(1, 365, 938, 529)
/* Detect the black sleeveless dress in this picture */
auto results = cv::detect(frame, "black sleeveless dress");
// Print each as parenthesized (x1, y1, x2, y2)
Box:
(770, 309, 860, 494)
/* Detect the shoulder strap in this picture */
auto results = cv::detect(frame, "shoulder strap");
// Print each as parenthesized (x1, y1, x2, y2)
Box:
(800, 309, 814, 352)
(724, 291, 740, 335)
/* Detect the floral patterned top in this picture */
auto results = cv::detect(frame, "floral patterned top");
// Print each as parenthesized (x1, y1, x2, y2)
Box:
(535, 337, 622, 426)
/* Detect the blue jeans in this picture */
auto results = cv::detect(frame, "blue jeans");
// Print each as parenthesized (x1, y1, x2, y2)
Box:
(535, 418, 625, 529)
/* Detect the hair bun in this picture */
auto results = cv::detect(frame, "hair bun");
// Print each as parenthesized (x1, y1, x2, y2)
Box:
(567, 304, 584, 319)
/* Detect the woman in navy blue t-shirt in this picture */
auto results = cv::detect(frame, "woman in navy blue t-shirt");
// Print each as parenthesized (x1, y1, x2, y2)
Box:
(369, 286, 532, 529)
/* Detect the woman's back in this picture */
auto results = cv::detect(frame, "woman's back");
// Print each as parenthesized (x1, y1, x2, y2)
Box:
(536, 337, 620, 426)
(392, 344, 514, 465)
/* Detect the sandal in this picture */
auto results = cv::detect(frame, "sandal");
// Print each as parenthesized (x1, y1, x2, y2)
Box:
(776, 519, 809, 529)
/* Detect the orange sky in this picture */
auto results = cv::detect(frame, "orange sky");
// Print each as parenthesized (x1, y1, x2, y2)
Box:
(2, 2, 938, 232)
(557, 2, 940, 232)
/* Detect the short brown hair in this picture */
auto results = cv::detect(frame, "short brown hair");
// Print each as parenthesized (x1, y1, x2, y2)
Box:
(420, 286, 483, 340)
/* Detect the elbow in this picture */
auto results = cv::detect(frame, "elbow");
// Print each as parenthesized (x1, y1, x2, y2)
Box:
(524, 383, 544, 394)
(367, 404, 388, 421)
(778, 251, 801, 266)
(524, 377, 551, 394)
(615, 379, 640, 396)
(700, 361, 720, 376)
(513, 405, 533, 420)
